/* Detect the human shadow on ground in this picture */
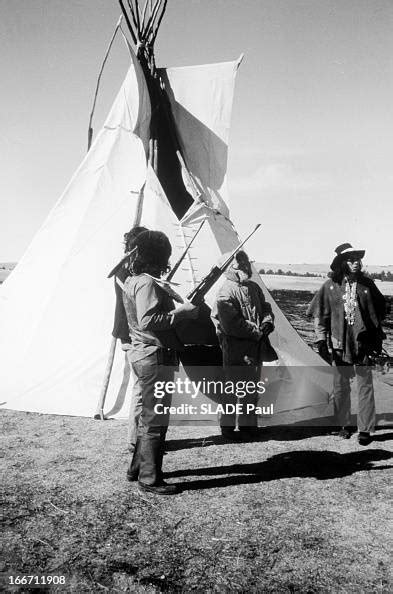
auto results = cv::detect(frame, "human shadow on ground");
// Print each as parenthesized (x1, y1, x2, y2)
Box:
(166, 414, 393, 452)
(165, 449, 393, 491)
(371, 432, 393, 442)
(165, 427, 333, 451)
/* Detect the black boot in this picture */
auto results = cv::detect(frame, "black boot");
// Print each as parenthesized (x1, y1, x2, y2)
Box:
(358, 431, 372, 446)
(338, 426, 352, 439)
(138, 481, 179, 495)
(137, 430, 168, 486)
(126, 438, 141, 481)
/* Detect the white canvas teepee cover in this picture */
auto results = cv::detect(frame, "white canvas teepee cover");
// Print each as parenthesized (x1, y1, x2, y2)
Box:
(0, 57, 241, 415)
(0, 53, 333, 421)
(0, 50, 150, 415)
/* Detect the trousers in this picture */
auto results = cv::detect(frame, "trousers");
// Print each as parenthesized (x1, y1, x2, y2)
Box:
(125, 351, 142, 451)
(333, 359, 376, 433)
(128, 351, 173, 485)
(219, 365, 259, 429)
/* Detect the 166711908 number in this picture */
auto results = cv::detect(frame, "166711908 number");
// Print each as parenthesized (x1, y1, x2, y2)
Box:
(8, 575, 66, 585)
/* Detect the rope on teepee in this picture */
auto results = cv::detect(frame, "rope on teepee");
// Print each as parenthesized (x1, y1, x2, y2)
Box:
(87, 15, 123, 152)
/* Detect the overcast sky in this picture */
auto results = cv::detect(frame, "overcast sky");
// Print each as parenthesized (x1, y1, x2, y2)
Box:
(1, 0, 392, 264)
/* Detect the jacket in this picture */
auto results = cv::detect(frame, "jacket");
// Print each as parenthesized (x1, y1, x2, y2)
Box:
(123, 274, 184, 362)
(307, 274, 386, 361)
(211, 269, 275, 366)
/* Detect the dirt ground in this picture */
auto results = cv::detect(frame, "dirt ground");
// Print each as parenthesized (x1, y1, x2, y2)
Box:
(1, 290, 393, 593)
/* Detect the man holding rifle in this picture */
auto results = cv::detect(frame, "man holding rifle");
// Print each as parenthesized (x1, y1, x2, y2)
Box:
(211, 250, 277, 440)
(122, 224, 263, 492)
(123, 230, 198, 495)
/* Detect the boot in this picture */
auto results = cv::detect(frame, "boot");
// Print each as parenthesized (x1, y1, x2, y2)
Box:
(138, 431, 165, 486)
(126, 438, 141, 481)
(358, 431, 372, 446)
(138, 481, 179, 495)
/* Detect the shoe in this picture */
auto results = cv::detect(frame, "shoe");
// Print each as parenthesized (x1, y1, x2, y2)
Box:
(126, 470, 138, 482)
(337, 427, 352, 439)
(138, 481, 179, 495)
(221, 428, 237, 440)
(358, 432, 372, 446)
(221, 429, 253, 442)
(238, 427, 259, 440)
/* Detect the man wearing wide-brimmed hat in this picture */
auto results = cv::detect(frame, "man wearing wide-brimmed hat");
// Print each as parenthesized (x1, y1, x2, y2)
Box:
(307, 243, 387, 445)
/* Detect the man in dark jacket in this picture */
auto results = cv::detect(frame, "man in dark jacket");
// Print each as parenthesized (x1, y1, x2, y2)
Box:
(307, 243, 387, 445)
(211, 250, 276, 439)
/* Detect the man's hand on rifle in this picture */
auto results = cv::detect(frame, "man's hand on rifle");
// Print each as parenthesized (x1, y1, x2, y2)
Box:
(171, 300, 200, 322)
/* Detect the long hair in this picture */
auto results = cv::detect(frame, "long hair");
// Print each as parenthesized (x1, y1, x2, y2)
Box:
(131, 230, 172, 278)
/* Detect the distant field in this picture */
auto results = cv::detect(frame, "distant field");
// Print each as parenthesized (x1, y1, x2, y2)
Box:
(262, 274, 393, 296)
(257, 262, 393, 276)
(2, 267, 393, 297)
(0, 264, 15, 284)
(0, 270, 9, 283)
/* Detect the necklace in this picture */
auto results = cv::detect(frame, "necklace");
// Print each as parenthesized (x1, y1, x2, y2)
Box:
(343, 279, 357, 325)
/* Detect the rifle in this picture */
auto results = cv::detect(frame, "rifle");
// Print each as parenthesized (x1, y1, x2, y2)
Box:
(186, 224, 261, 305)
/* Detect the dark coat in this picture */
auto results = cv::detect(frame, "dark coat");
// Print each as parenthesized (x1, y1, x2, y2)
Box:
(211, 269, 276, 366)
(307, 274, 386, 359)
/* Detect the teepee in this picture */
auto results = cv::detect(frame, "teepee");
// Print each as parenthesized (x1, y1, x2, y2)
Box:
(0, 1, 334, 423)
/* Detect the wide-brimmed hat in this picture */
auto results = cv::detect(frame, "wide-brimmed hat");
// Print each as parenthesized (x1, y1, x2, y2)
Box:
(330, 243, 365, 271)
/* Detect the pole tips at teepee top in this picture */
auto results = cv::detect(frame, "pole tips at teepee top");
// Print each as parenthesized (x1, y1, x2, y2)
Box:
(118, 0, 168, 57)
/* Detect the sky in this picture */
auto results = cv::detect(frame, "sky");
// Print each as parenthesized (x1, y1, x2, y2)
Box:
(1, 0, 392, 265)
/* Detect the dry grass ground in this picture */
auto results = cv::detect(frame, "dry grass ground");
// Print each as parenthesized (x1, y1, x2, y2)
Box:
(2, 413, 393, 593)
(1, 290, 392, 593)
